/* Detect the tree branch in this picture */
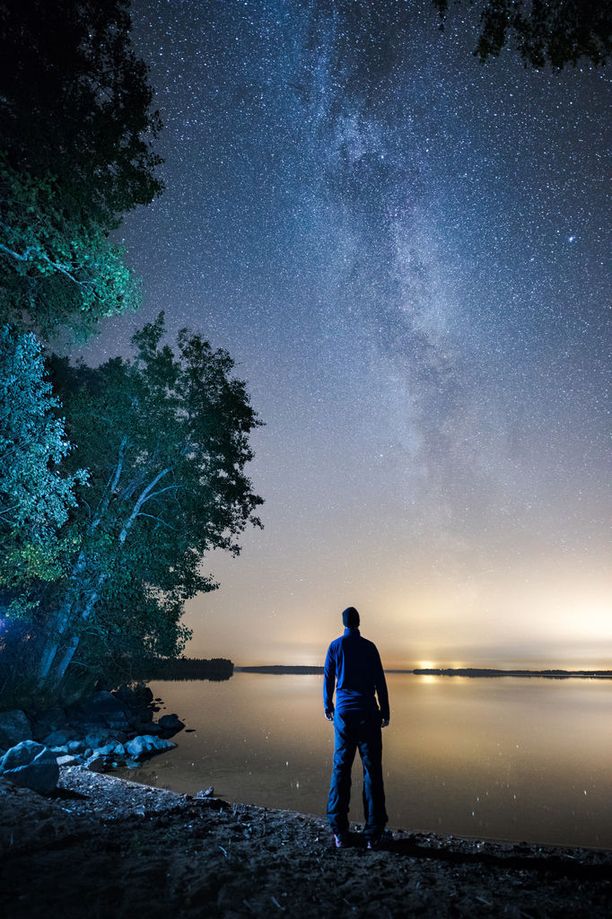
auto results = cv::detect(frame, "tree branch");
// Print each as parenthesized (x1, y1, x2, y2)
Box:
(136, 512, 177, 531)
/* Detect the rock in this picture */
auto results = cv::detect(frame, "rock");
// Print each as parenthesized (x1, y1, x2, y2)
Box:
(0, 740, 59, 793)
(125, 735, 176, 760)
(32, 706, 67, 740)
(67, 740, 85, 753)
(89, 690, 125, 714)
(104, 713, 130, 730)
(94, 741, 125, 757)
(49, 744, 71, 755)
(0, 710, 33, 748)
(195, 786, 215, 798)
(135, 721, 162, 735)
(113, 685, 153, 712)
(56, 754, 80, 766)
(84, 692, 132, 730)
(158, 714, 185, 736)
(84, 753, 109, 772)
(43, 729, 76, 747)
(85, 732, 113, 749)
(92, 743, 116, 757)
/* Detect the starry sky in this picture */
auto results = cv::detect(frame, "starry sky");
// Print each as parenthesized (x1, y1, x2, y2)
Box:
(81, 0, 611, 668)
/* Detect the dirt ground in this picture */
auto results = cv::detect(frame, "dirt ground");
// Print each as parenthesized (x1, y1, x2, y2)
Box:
(1, 767, 611, 918)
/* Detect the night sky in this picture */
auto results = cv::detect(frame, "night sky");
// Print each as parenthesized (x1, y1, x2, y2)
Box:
(81, 0, 611, 668)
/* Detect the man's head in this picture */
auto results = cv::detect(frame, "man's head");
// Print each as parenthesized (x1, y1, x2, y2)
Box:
(342, 606, 360, 629)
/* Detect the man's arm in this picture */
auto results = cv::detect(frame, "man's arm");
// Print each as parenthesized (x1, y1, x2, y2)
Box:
(323, 644, 336, 719)
(374, 647, 390, 725)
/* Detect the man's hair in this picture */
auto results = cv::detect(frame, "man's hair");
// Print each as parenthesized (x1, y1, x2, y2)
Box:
(342, 606, 360, 628)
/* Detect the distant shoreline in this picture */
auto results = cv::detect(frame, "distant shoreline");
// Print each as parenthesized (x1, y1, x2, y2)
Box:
(236, 665, 612, 679)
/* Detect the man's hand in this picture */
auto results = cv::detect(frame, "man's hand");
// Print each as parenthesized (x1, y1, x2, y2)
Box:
(381, 718, 390, 728)
(325, 709, 334, 721)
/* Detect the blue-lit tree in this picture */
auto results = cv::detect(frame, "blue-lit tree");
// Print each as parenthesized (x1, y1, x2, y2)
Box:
(37, 315, 263, 692)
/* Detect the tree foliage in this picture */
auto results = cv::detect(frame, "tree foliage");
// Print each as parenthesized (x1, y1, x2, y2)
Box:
(0, 0, 162, 336)
(0, 326, 85, 596)
(434, 0, 610, 68)
(36, 315, 263, 689)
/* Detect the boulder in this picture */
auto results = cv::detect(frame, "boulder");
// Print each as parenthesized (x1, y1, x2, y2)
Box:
(56, 754, 81, 766)
(104, 712, 130, 730)
(43, 729, 76, 747)
(84, 691, 131, 726)
(135, 721, 162, 735)
(158, 713, 185, 736)
(125, 735, 176, 760)
(0, 710, 33, 748)
(0, 740, 59, 793)
(67, 740, 86, 754)
(113, 685, 153, 709)
(84, 753, 108, 772)
(94, 741, 125, 757)
(85, 731, 114, 749)
(90, 690, 125, 713)
(32, 706, 67, 740)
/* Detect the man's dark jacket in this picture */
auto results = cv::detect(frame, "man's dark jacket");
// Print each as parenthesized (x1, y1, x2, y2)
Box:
(323, 627, 390, 720)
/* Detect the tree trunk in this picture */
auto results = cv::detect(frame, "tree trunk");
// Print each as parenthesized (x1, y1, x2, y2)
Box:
(49, 465, 173, 688)
(37, 439, 129, 687)
(50, 580, 105, 685)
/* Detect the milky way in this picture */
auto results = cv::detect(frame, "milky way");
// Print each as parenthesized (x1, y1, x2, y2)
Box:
(82, 1, 611, 667)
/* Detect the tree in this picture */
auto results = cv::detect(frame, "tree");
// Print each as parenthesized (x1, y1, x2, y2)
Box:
(434, 0, 611, 68)
(0, 0, 162, 336)
(0, 0, 164, 699)
(37, 315, 263, 690)
(0, 326, 85, 597)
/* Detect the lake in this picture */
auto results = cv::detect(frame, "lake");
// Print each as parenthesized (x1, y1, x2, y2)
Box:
(116, 672, 612, 849)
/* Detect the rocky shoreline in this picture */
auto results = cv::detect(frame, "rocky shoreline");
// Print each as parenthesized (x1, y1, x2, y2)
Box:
(0, 685, 187, 791)
(1, 765, 612, 917)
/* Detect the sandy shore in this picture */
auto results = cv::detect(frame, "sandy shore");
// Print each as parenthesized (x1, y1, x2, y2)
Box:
(1, 767, 611, 918)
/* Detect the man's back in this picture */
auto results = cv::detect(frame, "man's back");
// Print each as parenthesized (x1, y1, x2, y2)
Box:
(324, 627, 389, 719)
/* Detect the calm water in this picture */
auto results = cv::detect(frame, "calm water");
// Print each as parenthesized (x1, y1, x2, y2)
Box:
(117, 673, 612, 849)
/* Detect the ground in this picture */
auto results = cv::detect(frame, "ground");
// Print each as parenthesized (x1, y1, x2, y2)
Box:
(1, 767, 611, 918)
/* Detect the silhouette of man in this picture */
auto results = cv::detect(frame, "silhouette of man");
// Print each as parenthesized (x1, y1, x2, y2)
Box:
(323, 606, 389, 848)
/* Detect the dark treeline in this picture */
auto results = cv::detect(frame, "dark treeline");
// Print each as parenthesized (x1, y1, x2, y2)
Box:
(238, 666, 612, 680)
(0, 0, 262, 708)
(136, 658, 234, 681)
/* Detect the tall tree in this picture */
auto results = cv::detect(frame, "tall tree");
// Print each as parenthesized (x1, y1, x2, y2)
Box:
(0, 0, 164, 698)
(37, 315, 263, 690)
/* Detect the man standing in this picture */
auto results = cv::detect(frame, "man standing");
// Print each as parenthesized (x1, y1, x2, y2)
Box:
(323, 606, 389, 849)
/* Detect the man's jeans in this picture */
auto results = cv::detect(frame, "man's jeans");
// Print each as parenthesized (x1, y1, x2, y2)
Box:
(327, 708, 388, 838)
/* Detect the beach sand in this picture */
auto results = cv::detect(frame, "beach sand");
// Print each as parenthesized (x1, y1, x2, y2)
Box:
(2, 766, 611, 917)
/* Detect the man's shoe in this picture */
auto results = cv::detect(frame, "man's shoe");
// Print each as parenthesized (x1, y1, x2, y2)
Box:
(333, 833, 350, 848)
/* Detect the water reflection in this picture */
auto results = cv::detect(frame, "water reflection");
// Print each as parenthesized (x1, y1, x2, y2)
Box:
(116, 673, 612, 849)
